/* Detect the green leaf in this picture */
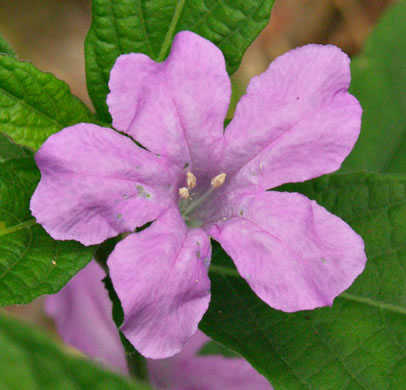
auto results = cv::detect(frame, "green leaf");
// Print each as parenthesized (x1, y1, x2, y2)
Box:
(0, 55, 98, 151)
(0, 34, 16, 57)
(85, 0, 276, 121)
(201, 172, 406, 390)
(198, 339, 241, 358)
(341, 1, 406, 173)
(0, 312, 154, 390)
(0, 133, 31, 162)
(0, 157, 94, 305)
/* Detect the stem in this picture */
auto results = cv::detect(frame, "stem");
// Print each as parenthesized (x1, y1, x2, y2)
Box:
(124, 346, 149, 382)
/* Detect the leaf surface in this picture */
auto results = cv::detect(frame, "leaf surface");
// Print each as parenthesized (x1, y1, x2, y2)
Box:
(0, 55, 97, 150)
(0, 134, 31, 162)
(0, 158, 94, 305)
(0, 34, 16, 57)
(342, 1, 406, 173)
(0, 312, 153, 390)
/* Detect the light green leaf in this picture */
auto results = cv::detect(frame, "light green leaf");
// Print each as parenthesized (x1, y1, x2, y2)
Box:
(342, 1, 406, 173)
(0, 55, 97, 151)
(0, 34, 16, 57)
(85, 0, 276, 121)
(0, 158, 94, 305)
(0, 312, 153, 390)
(201, 172, 406, 390)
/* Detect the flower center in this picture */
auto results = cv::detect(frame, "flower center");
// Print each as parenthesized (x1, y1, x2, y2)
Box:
(178, 171, 226, 227)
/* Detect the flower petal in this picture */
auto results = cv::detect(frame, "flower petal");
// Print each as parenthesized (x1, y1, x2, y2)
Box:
(31, 123, 177, 245)
(148, 330, 272, 390)
(108, 208, 211, 359)
(208, 191, 366, 312)
(222, 44, 362, 191)
(163, 358, 272, 390)
(147, 330, 209, 389)
(45, 261, 128, 374)
(107, 31, 230, 177)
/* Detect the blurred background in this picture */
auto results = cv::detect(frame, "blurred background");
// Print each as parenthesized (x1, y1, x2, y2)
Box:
(0, 0, 399, 339)
(0, 0, 397, 108)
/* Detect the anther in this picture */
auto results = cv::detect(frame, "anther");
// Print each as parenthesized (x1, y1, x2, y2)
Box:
(186, 171, 197, 189)
(179, 187, 190, 200)
(211, 172, 226, 189)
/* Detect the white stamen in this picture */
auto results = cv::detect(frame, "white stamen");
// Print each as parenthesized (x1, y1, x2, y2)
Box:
(211, 172, 226, 189)
(186, 171, 197, 189)
(179, 187, 190, 200)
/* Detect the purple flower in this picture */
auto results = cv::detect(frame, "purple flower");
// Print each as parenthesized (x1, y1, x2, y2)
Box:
(147, 330, 272, 390)
(32, 31, 366, 359)
(47, 261, 273, 389)
(46, 261, 128, 374)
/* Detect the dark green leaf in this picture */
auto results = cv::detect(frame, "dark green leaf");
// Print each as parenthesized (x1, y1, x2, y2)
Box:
(341, 1, 406, 173)
(198, 339, 240, 358)
(201, 172, 406, 390)
(0, 312, 153, 390)
(0, 158, 94, 305)
(85, 0, 276, 121)
(0, 55, 98, 151)
(0, 34, 16, 57)
(0, 133, 31, 162)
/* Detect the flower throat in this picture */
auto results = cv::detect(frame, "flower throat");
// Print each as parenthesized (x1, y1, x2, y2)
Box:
(179, 171, 226, 227)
